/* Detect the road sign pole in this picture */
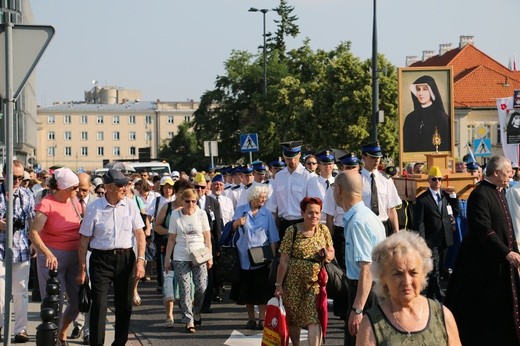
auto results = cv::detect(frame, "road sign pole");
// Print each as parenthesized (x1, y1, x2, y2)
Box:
(3, 14, 14, 346)
(249, 152, 252, 165)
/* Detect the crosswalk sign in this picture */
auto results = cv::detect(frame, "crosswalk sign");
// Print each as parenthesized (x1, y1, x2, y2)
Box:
(240, 133, 259, 152)
(473, 138, 491, 157)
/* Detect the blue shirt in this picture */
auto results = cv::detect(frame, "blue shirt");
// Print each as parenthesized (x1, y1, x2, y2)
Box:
(343, 201, 385, 280)
(0, 185, 36, 262)
(232, 204, 279, 270)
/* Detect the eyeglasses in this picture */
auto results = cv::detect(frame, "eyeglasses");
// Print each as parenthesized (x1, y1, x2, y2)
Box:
(13, 175, 24, 181)
(306, 162, 318, 165)
(194, 186, 205, 190)
(184, 200, 197, 204)
(430, 177, 443, 182)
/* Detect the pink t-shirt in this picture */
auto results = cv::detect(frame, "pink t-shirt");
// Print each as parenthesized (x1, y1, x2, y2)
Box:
(35, 195, 81, 251)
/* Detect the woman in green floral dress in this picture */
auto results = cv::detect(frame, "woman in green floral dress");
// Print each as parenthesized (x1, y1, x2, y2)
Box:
(275, 197, 334, 346)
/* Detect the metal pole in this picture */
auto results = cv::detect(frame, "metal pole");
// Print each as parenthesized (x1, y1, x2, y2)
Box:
(262, 10, 267, 97)
(4, 12, 14, 346)
(371, 0, 379, 142)
(249, 152, 253, 165)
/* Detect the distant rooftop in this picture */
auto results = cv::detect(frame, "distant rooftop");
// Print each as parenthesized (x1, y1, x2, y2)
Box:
(38, 101, 157, 112)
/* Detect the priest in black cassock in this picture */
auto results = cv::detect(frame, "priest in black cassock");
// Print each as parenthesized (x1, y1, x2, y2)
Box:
(445, 155, 520, 345)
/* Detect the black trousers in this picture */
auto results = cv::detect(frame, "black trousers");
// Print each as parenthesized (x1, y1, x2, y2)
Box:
(89, 250, 135, 346)
(345, 279, 375, 346)
(332, 226, 347, 320)
(426, 246, 446, 301)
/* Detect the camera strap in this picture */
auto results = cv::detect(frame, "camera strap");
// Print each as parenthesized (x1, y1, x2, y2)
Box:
(0, 184, 24, 218)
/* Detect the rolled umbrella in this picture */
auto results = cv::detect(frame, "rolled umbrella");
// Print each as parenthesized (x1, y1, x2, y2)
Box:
(316, 265, 328, 341)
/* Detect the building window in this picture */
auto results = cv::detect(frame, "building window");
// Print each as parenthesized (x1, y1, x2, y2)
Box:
(97, 147, 104, 156)
(64, 115, 71, 124)
(81, 131, 88, 140)
(48, 131, 55, 140)
(113, 115, 120, 124)
(128, 115, 136, 124)
(80, 115, 88, 124)
(167, 116, 174, 124)
(47, 115, 55, 124)
(145, 131, 152, 141)
(129, 132, 136, 141)
(167, 131, 174, 138)
(96, 131, 104, 141)
(145, 115, 152, 124)
(113, 132, 120, 141)
(64, 131, 72, 140)
(129, 146, 136, 156)
(467, 125, 475, 143)
(81, 147, 88, 156)
(64, 147, 72, 156)
(96, 116, 104, 124)
(184, 115, 191, 122)
(47, 146, 55, 157)
(497, 124, 502, 144)
(113, 147, 120, 156)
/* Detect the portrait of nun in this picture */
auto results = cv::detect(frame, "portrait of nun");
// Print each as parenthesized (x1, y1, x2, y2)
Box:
(403, 75, 451, 152)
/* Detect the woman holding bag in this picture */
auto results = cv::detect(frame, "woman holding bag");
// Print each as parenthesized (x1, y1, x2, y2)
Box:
(164, 188, 212, 333)
(275, 197, 334, 346)
(230, 185, 279, 330)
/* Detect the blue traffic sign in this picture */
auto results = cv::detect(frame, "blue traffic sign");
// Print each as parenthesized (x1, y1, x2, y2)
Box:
(240, 133, 259, 153)
(473, 138, 491, 157)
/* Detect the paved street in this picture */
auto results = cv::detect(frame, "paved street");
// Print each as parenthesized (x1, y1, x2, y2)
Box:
(20, 278, 345, 345)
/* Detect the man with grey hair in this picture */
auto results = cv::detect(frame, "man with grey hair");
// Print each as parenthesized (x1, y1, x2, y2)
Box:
(333, 170, 385, 346)
(445, 155, 520, 345)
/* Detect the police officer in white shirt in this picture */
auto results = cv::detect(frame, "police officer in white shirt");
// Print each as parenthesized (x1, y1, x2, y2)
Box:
(266, 141, 321, 239)
(359, 142, 401, 236)
(315, 150, 336, 222)
(209, 174, 234, 225)
(323, 152, 360, 320)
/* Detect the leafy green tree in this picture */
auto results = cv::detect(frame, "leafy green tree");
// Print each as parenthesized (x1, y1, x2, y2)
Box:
(267, 0, 300, 59)
(158, 121, 205, 172)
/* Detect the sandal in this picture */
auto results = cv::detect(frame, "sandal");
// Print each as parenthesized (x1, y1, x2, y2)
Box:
(185, 325, 196, 333)
(133, 295, 142, 306)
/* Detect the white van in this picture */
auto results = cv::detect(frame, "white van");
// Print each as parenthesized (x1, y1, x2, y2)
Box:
(129, 161, 171, 176)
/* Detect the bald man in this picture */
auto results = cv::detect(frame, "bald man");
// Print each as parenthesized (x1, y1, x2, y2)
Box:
(333, 171, 385, 346)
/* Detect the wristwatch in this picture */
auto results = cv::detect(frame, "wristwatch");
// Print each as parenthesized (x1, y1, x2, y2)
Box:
(351, 307, 363, 315)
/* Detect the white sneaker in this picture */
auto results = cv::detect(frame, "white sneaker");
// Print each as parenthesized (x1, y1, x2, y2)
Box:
(164, 319, 174, 328)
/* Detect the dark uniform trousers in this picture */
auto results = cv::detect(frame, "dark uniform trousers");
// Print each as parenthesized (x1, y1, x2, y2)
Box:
(332, 226, 347, 320)
(89, 249, 135, 346)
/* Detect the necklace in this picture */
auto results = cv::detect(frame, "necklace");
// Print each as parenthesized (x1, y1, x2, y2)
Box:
(391, 301, 424, 337)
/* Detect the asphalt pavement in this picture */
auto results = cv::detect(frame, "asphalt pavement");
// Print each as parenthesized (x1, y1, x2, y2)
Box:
(19, 279, 345, 345)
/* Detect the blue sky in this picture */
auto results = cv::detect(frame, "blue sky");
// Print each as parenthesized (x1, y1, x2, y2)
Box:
(31, 0, 519, 105)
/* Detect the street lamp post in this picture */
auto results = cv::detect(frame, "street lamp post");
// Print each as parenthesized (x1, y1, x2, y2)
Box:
(248, 7, 269, 97)
(371, 0, 379, 142)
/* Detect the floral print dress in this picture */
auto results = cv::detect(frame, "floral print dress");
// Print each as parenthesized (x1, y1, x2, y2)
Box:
(279, 224, 333, 327)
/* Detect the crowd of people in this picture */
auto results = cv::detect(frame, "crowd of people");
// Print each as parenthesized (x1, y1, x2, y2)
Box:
(0, 140, 519, 345)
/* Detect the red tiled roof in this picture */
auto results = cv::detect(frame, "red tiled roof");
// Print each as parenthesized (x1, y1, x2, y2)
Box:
(410, 44, 520, 108)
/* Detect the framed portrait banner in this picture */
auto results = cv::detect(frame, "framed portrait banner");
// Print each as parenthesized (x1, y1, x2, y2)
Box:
(398, 67, 454, 167)
(506, 111, 520, 144)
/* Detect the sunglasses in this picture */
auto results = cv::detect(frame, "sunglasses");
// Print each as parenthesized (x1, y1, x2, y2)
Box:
(430, 177, 443, 182)
(306, 162, 318, 165)
(194, 185, 205, 190)
(13, 175, 24, 181)
(184, 199, 197, 204)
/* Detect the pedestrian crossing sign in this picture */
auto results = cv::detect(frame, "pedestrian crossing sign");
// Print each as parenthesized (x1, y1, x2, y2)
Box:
(473, 138, 491, 157)
(240, 133, 259, 152)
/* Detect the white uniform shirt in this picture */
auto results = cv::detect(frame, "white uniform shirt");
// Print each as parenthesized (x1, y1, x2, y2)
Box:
(322, 185, 345, 227)
(360, 168, 402, 222)
(316, 175, 335, 222)
(266, 163, 321, 220)
(80, 196, 145, 250)
(210, 192, 234, 225)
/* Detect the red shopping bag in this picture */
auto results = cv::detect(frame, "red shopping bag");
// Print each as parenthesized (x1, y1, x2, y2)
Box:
(262, 296, 289, 346)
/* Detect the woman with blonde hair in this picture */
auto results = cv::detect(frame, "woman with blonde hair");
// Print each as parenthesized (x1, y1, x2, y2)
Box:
(356, 231, 460, 345)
